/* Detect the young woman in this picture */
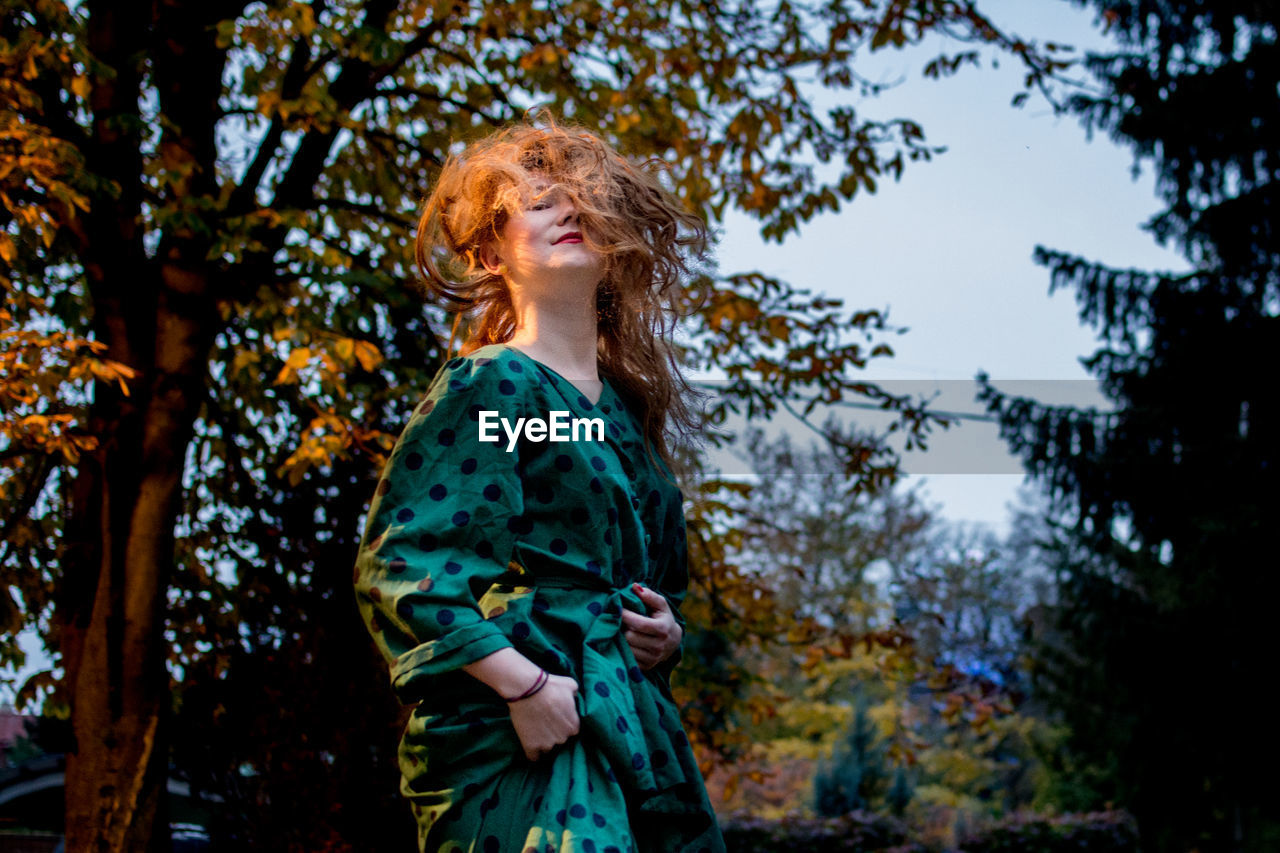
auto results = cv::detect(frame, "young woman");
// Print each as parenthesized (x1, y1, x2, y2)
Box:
(353, 118, 725, 853)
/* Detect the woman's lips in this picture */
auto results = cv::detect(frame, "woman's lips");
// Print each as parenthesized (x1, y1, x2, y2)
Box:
(554, 233, 583, 244)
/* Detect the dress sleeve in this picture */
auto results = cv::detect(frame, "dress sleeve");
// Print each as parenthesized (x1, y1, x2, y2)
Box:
(652, 538, 689, 681)
(354, 354, 526, 699)
(651, 475, 691, 681)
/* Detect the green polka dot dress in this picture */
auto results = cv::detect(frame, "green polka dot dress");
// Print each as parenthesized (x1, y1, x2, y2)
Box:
(354, 344, 725, 853)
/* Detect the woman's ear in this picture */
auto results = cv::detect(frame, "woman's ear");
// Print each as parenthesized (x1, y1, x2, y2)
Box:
(479, 241, 503, 276)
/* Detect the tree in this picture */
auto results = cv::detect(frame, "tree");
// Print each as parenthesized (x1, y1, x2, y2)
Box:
(699, 431, 1058, 832)
(978, 2, 1280, 849)
(1, 0, 1064, 848)
(814, 690, 891, 816)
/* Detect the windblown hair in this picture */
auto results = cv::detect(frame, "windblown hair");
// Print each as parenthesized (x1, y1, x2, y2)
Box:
(415, 116, 710, 465)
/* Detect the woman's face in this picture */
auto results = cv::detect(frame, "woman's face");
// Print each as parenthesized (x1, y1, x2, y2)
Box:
(482, 181, 603, 288)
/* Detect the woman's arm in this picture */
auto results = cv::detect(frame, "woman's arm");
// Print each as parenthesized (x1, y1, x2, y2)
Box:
(355, 354, 526, 694)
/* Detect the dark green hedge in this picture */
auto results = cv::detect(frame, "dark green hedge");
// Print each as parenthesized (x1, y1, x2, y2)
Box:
(721, 811, 925, 853)
(721, 810, 1137, 853)
(957, 810, 1138, 853)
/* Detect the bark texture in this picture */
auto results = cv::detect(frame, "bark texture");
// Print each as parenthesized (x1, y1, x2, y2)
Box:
(60, 0, 225, 848)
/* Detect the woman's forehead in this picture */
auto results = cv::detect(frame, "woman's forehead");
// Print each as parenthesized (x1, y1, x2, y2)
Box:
(514, 172, 565, 200)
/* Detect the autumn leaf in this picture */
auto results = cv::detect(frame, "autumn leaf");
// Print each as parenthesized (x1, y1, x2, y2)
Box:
(352, 340, 382, 372)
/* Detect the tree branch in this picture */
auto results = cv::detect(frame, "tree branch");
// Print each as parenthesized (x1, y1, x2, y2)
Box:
(227, 32, 323, 217)
(302, 196, 415, 229)
(373, 84, 505, 126)
(363, 127, 444, 167)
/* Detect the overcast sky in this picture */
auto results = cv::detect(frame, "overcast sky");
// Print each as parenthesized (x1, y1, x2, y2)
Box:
(709, 0, 1189, 531)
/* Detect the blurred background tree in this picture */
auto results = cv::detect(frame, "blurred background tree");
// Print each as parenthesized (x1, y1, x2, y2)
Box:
(0, 0, 1067, 849)
(700, 433, 1060, 848)
(979, 1, 1280, 849)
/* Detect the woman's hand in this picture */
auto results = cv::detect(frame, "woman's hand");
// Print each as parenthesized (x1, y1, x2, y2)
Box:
(506, 673, 581, 761)
(622, 584, 683, 670)
(465, 649, 581, 761)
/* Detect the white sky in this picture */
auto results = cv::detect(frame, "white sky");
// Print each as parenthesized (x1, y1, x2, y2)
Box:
(711, 0, 1188, 531)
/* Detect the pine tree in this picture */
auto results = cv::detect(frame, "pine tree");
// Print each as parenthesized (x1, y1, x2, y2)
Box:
(813, 691, 888, 816)
(979, 3, 1279, 850)
(885, 765, 914, 817)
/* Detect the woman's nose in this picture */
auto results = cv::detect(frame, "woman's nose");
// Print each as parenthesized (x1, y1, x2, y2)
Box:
(557, 201, 579, 224)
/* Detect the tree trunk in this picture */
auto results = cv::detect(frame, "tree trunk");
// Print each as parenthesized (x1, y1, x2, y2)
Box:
(60, 0, 224, 848)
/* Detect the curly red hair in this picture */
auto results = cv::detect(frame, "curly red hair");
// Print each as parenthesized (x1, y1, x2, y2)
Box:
(415, 115, 710, 464)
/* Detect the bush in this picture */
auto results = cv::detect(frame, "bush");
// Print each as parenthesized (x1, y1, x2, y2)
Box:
(721, 811, 926, 853)
(957, 810, 1138, 853)
(719, 809, 1137, 853)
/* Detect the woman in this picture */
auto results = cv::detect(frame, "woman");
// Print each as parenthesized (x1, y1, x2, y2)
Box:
(353, 117, 725, 853)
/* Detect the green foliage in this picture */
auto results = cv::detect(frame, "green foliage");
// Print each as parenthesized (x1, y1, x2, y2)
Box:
(722, 811, 924, 853)
(956, 810, 1138, 853)
(720, 809, 1137, 853)
(978, 1, 1280, 848)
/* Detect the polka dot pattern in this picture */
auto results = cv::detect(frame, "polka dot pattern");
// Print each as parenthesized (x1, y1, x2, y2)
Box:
(351, 344, 721, 853)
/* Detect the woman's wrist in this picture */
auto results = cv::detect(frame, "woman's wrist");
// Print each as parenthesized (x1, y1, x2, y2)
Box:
(502, 668, 548, 702)
(463, 646, 544, 699)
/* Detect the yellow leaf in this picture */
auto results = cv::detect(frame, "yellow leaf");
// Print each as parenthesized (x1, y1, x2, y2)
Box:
(334, 337, 355, 364)
(767, 315, 790, 343)
(284, 347, 311, 369)
(258, 91, 281, 118)
(232, 349, 260, 376)
(59, 440, 81, 465)
(353, 340, 382, 371)
(294, 4, 317, 37)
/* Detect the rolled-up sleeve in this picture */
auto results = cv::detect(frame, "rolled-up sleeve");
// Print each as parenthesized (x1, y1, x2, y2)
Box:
(354, 355, 526, 698)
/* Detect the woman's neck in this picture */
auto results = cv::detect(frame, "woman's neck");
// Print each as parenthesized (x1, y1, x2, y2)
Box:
(506, 295, 599, 380)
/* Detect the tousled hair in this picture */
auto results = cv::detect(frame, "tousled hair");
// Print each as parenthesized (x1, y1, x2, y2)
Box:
(415, 115, 710, 465)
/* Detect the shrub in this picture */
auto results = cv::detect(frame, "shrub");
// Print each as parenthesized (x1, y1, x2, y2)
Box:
(721, 811, 927, 853)
(957, 810, 1138, 853)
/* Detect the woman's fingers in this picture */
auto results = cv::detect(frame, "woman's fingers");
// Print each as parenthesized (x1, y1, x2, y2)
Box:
(626, 630, 666, 669)
(622, 587, 682, 669)
(625, 628, 662, 654)
(620, 609, 661, 636)
(633, 584, 671, 614)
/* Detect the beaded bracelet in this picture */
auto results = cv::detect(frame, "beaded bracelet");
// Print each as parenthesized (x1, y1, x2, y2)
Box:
(503, 668, 549, 703)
